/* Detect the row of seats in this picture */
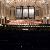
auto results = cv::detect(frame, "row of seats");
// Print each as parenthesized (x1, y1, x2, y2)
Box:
(0, 26, 49, 50)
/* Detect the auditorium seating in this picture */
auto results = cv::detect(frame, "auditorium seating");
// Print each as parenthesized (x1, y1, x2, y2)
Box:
(0, 25, 49, 50)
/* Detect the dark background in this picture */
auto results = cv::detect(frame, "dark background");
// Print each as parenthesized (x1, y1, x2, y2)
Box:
(0, 27, 49, 50)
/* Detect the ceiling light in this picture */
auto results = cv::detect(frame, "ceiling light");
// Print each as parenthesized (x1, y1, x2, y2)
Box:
(6, 0, 10, 3)
(17, 0, 21, 2)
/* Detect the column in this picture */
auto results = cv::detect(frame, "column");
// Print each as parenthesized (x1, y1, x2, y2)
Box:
(1, 2, 3, 24)
(0, 1, 1, 24)
(14, 7, 16, 19)
(11, 8, 13, 17)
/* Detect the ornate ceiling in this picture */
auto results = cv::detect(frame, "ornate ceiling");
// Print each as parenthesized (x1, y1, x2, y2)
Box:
(0, 0, 50, 7)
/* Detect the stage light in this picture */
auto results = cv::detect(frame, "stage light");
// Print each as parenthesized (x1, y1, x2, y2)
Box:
(42, 17, 44, 20)
(46, 17, 49, 19)
(1, 16, 4, 19)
